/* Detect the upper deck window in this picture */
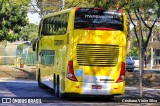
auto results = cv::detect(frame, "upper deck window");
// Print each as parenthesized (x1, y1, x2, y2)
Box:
(74, 8, 123, 31)
(41, 13, 69, 36)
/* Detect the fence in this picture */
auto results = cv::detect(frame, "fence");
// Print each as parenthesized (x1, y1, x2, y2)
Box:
(0, 48, 36, 66)
(20, 53, 36, 66)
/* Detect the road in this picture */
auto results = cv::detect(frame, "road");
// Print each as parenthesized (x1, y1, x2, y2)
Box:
(0, 66, 159, 105)
(0, 79, 159, 106)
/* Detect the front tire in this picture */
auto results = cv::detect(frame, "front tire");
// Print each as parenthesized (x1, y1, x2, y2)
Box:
(38, 70, 47, 89)
(54, 77, 59, 97)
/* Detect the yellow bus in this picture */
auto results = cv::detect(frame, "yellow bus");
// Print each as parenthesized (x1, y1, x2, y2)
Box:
(34, 8, 127, 98)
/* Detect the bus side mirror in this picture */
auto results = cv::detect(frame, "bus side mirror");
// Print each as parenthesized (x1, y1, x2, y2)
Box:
(32, 42, 36, 51)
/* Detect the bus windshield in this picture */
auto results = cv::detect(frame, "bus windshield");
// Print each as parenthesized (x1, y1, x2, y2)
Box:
(74, 8, 123, 31)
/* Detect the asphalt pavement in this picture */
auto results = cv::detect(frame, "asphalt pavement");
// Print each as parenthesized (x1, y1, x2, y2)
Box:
(0, 79, 159, 106)
(0, 65, 159, 105)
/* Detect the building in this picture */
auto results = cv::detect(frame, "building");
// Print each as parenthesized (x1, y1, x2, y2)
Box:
(150, 41, 160, 68)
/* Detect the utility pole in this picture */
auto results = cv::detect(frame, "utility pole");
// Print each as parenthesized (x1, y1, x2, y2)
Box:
(138, 10, 143, 97)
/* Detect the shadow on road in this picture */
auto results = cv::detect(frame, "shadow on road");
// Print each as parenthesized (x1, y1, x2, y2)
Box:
(14, 67, 36, 80)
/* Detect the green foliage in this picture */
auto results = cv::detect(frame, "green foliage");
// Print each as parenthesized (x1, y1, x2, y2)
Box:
(0, 40, 7, 47)
(129, 47, 139, 56)
(121, 0, 159, 20)
(0, 0, 30, 42)
(17, 43, 26, 54)
(86, 0, 117, 9)
(19, 24, 38, 41)
(34, 0, 93, 17)
(85, 0, 159, 18)
(85, 0, 159, 67)
(65, 0, 93, 8)
(153, 25, 160, 41)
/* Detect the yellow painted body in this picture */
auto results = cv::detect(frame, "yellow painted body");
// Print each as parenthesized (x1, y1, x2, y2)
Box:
(36, 8, 127, 96)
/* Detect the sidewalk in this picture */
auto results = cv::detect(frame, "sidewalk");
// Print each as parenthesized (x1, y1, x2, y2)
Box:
(15, 65, 36, 73)
(0, 65, 36, 80)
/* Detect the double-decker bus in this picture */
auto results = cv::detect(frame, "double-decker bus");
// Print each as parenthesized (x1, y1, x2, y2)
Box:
(33, 8, 127, 98)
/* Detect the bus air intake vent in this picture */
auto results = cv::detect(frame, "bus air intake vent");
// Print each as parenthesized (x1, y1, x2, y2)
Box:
(76, 44, 119, 67)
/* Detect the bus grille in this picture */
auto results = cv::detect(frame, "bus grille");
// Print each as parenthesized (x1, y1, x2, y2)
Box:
(76, 44, 119, 67)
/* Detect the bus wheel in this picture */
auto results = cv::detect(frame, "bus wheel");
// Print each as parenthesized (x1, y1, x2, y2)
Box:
(54, 77, 59, 97)
(38, 70, 47, 89)
(58, 84, 65, 98)
(54, 76, 65, 98)
(53, 75, 56, 95)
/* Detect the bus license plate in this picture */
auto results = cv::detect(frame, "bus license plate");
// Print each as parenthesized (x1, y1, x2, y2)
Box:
(92, 85, 102, 89)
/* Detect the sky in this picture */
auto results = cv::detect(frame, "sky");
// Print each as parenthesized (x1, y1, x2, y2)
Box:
(27, 0, 41, 25)
(27, 12, 41, 25)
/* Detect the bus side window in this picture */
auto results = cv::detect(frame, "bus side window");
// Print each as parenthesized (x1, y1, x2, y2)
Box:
(41, 19, 46, 35)
(40, 50, 55, 66)
(41, 13, 69, 36)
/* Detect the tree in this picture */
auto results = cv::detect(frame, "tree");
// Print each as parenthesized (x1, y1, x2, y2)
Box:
(0, 0, 31, 42)
(121, 0, 159, 69)
(19, 23, 38, 41)
(86, 0, 160, 68)
(153, 24, 160, 41)
(30, 0, 92, 17)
